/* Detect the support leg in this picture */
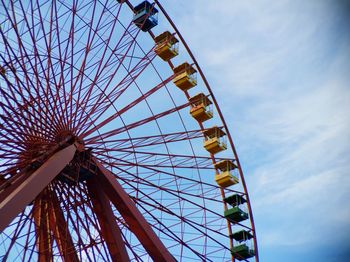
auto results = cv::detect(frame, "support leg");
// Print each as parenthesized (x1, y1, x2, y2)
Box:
(33, 192, 53, 262)
(92, 158, 175, 262)
(86, 177, 130, 262)
(0, 144, 76, 232)
(48, 189, 79, 262)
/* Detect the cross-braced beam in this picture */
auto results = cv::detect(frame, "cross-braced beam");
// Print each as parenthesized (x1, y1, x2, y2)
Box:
(0, 144, 77, 232)
(92, 157, 175, 262)
(86, 177, 129, 262)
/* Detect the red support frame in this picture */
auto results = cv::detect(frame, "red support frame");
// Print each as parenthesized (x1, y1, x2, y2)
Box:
(47, 188, 79, 262)
(92, 157, 175, 262)
(0, 144, 77, 232)
(33, 194, 53, 262)
(86, 177, 129, 262)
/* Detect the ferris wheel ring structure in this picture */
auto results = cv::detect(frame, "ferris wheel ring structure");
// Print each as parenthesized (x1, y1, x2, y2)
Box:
(0, 0, 258, 261)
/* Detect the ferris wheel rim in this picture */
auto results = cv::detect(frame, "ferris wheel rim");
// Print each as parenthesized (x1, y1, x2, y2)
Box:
(0, 0, 258, 261)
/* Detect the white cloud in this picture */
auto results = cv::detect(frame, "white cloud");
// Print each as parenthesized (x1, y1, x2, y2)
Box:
(151, 3, 350, 262)
(165, 0, 350, 254)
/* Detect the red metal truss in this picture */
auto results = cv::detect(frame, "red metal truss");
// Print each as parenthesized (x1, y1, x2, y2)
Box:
(33, 194, 53, 262)
(95, 149, 231, 170)
(86, 101, 191, 142)
(0, 144, 76, 232)
(0, 0, 259, 261)
(86, 177, 129, 262)
(90, 129, 204, 150)
(91, 157, 175, 262)
(81, 73, 174, 138)
(47, 188, 79, 261)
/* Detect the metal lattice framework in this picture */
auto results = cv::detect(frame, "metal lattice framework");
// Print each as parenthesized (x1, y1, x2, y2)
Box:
(0, 1, 258, 261)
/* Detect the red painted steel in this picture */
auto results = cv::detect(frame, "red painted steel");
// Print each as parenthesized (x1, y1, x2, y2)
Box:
(89, 129, 204, 150)
(0, 1, 258, 260)
(86, 101, 191, 143)
(153, 1, 259, 261)
(33, 194, 53, 262)
(92, 157, 175, 262)
(0, 144, 76, 232)
(82, 74, 174, 138)
(86, 177, 129, 262)
(47, 189, 79, 262)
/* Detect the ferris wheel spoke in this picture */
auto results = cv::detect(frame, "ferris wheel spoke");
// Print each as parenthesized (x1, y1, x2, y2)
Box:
(82, 73, 173, 138)
(62, 0, 110, 131)
(76, 47, 158, 136)
(89, 129, 203, 150)
(95, 148, 225, 170)
(0, 59, 47, 132)
(70, 4, 123, 131)
(30, 0, 69, 128)
(0, 140, 24, 153)
(84, 101, 190, 142)
(0, 100, 55, 141)
(0, 35, 62, 134)
(89, 157, 175, 261)
(53, 0, 81, 131)
(116, 173, 227, 260)
(120, 172, 222, 209)
(0, 76, 58, 140)
(70, 20, 143, 132)
(110, 166, 224, 221)
(7, 1, 62, 129)
(134, 199, 214, 261)
(98, 157, 219, 197)
(102, 164, 215, 217)
(1, 210, 32, 261)
(30, 0, 61, 119)
(50, 1, 71, 130)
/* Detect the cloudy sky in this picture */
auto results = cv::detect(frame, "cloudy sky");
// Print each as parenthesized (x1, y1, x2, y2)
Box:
(161, 1, 350, 261)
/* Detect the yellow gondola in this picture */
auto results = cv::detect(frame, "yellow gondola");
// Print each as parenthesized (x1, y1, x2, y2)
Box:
(154, 31, 179, 61)
(214, 159, 238, 187)
(189, 93, 213, 122)
(203, 126, 227, 154)
(173, 62, 197, 91)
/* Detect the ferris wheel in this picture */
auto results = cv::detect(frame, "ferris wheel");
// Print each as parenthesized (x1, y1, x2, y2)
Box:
(0, 1, 259, 261)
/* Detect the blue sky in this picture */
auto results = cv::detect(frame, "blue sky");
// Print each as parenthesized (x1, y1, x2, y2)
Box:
(0, 1, 349, 261)
(161, 0, 350, 261)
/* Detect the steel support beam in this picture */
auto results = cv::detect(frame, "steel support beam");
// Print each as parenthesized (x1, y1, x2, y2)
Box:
(48, 189, 79, 262)
(33, 194, 53, 262)
(0, 144, 77, 232)
(86, 177, 129, 262)
(92, 158, 175, 262)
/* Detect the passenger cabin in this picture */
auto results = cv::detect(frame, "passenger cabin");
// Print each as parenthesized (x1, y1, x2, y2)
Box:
(189, 93, 213, 122)
(224, 193, 248, 223)
(230, 230, 253, 242)
(132, 1, 158, 32)
(154, 31, 179, 61)
(173, 62, 197, 91)
(224, 194, 246, 207)
(203, 126, 227, 154)
(224, 206, 248, 223)
(214, 160, 238, 187)
(230, 230, 255, 260)
(231, 244, 255, 261)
